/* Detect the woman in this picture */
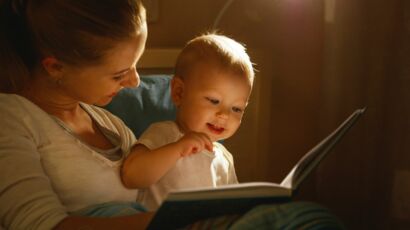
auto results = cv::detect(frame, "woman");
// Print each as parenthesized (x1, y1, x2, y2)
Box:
(0, 0, 344, 229)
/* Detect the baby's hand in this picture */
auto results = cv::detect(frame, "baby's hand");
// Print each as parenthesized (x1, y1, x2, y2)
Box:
(178, 132, 213, 157)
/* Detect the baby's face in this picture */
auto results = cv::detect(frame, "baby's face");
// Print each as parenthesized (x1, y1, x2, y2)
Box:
(175, 64, 252, 142)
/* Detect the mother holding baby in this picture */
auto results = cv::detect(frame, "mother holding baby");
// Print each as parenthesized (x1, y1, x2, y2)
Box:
(0, 0, 344, 229)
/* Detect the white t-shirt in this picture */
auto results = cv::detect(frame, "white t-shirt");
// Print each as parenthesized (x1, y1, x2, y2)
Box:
(0, 94, 139, 230)
(137, 121, 238, 211)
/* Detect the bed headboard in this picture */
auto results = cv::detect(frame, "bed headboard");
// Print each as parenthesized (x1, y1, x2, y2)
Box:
(137, 48, 181, 75)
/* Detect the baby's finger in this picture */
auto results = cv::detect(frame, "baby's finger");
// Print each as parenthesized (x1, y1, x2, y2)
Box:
(192, 147, 198, 153)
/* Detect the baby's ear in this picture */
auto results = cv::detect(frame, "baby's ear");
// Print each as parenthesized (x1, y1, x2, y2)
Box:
(171, 76, 184, 106)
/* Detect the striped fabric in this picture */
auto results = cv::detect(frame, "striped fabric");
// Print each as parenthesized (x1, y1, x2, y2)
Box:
(184, 202, 345, 230)
(74, 201, 345, 230)
(70, 202, 146, 217)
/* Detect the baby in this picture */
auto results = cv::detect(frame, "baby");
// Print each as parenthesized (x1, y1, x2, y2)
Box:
(121, 33, 255, 210)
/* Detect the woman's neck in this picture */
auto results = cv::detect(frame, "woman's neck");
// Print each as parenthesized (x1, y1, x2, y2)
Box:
(19, 76, 81, 119)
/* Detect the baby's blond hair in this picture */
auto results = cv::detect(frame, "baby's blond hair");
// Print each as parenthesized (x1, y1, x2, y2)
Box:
(175, 33, 254, 85)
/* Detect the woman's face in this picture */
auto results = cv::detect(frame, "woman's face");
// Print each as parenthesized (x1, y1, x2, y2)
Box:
(58, 24, 147, 106)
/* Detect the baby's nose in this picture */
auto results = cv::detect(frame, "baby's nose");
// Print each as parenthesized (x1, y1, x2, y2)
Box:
(216, 108, 230, 119)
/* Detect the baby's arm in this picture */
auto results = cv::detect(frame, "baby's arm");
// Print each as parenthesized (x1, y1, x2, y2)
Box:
(121, 131, 213, 188)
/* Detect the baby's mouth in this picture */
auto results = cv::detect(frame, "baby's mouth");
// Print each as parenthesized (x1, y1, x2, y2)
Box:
(207, 123, 225, 134)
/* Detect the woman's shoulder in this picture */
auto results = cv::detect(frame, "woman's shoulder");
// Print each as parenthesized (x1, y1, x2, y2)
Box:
(0, 93, 56, 143)
(0, 93, 45, 117)
(0, 93, 24, 108)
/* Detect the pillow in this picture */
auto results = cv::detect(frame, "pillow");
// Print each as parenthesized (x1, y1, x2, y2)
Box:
(104, 74, 177, 138)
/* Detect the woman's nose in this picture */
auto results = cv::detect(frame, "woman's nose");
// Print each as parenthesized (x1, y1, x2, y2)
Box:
(122, 68, 140, 88)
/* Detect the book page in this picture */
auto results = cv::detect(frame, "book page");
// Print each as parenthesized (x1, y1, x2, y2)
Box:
(167, 182, 291, 201)
(280, 108, 366, 190)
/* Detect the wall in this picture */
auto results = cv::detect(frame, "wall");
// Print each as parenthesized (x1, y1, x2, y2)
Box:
(380, 0, 410, 228)
(144, 0, 409, 229)
(318, 0, 408, 229)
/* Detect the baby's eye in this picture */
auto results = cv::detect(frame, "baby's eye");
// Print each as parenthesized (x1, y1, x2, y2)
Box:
(232, 107, 243, 113)
(206, 97, 219, 105)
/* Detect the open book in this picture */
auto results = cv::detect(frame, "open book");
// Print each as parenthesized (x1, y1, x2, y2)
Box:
(147, 108, 366, 230)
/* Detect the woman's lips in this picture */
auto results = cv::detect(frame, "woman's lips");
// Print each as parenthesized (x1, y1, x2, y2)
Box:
(207, 123, 224, 134)
(108, 92, 117, 97)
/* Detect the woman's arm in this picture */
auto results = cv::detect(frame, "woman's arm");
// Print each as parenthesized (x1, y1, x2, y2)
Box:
(0, 99, 70, 229)
(54, 212, 155, 230)
(121, 131, 213, 188)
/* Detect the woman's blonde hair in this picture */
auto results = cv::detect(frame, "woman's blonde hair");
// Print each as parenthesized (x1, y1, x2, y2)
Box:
(0, 0, 146, 93)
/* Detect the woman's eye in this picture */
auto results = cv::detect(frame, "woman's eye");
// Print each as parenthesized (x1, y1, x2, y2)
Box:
(206, 97, 219, 105)
(113, 74, 125, 81)
(232, 107, 243, 113)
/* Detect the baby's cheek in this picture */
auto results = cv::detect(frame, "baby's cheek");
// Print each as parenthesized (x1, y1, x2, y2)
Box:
(234, 113, 244, 122)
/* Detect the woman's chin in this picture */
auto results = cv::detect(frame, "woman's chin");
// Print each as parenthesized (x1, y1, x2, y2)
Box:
(94, 97, 112, 106)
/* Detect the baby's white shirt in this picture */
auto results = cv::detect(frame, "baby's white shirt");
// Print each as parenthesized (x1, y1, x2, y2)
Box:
(137, 121, 238, 211)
